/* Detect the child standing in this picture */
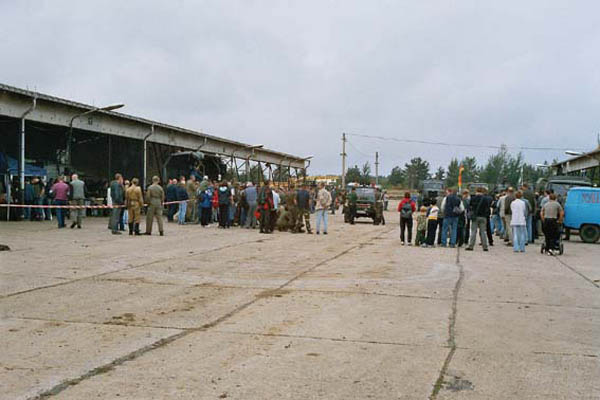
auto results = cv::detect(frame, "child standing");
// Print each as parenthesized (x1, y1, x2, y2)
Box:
(425, 202, 439, 247)
(415, 206, 428, 246)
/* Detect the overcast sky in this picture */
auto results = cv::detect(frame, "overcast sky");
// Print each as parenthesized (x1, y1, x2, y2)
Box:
(2, 0, 599, 175)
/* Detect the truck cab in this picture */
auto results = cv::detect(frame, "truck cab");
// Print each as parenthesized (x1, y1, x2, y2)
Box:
(539, 176, 592, 205)
(564, 187, 600, 243)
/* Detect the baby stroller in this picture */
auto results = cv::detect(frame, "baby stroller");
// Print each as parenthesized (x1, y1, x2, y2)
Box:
(540, 222, 564, 255)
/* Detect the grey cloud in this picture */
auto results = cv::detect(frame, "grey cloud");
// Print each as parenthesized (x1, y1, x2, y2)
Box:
(2, 0, 599, 174)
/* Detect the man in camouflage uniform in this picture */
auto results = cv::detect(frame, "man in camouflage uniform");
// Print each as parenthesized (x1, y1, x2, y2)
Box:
(145, 175, 165, 236)
(374, 188, 385, 226)
(286, 184, 299, 232)
(125, 177, 144, 235)
(186, 175, 197, 222)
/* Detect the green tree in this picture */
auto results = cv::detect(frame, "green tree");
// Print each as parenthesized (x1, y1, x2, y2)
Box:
(461, 156, 479, 184)
(445, 158, 460, 188)
(361, 162, 372, 184)
(388, 166, 405, 186)
(345, 165, 362, 184)
(434, 166, 445, 180)
(404, 157, 430, 189)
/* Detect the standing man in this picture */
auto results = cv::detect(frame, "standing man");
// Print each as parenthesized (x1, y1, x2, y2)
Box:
(315, 182, 332, 235)
(348, 187, 358, 225)
(186, 175, 197, 223)
(50, 176, 70, 229)
(521, 183, 536, 244)
(70, 174, 86, 229)
(436, 194, 445, 245)
(374, 188, 385, 226)
(125, 178, 144, 236)
(483, 188, 494, 246)
(503, 187, 516, 246)
(510, 191, 528, 252)
(465, 187, 491, 251)
(217, 181, 232, 228)
(397, 192, 416, 245)
(166, 178, 178, 222)
(286, 185, 299, 231)
(258, 180, 274, 233)
(540, 193, 564, 255)
(440, 188, 464, 248)
(295, 183, 312, 234)
(244, 182, 258, 229)
(330, 186, 337, 215)
(176, 177, 188, 225)
(145, 176, 165, 236)
(109, 173, 124, 235)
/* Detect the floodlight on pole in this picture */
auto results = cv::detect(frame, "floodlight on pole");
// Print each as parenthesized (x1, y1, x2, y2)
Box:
(66, 103, 125, 167)
(565, 150, 583, 156)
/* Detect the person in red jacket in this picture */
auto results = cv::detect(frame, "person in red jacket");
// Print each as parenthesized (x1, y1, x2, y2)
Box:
(397, 192, 416, 245)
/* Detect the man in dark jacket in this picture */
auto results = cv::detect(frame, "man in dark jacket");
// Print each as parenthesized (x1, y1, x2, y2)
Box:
(166, 178, 178, 222)
(217, 182, 232, 228)
(295, 184, 312, 234)
(440, 189, 464, 247)
(465, 187, 492, 251)
(109, 173, 124, 235)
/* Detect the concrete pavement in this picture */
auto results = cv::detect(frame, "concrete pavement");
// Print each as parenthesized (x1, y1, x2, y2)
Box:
(0, 209, 598, 399)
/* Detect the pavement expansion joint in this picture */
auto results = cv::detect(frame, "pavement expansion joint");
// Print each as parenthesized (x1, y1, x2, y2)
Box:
(552, 255, 600, 289)
(429, 247, 465, 400)
(26, 227, 394, 400)
(211, 329, 444, 348)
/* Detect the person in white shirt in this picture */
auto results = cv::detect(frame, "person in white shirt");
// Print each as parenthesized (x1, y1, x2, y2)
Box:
(510, 191, 528, 252)
(315, 183, 332, 235)
(272, 188, 280, 209)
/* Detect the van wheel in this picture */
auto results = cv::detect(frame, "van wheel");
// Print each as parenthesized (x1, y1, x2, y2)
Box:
(580, 224, 600, 243)
(564, 228, 570, 241)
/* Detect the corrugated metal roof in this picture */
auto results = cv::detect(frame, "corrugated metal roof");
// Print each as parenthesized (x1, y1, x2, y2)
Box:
(0, 83, 305, 162)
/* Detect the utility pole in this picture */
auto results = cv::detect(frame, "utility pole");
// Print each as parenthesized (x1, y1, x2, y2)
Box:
(341, 133, 347, 187)
(375, 151, 379, 185)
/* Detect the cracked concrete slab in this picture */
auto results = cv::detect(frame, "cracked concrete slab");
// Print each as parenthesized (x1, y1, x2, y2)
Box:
(0, 317, 181, 400)
(49, 331, 449, 400)
(436, 349, 600, 399)
(1, 209, 599, 399)
(218, 290, 450, 346)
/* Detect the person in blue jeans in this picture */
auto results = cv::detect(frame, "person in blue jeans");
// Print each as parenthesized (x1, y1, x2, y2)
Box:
(510, 191, 528, 252)
(440, 189, 464, 247)
(176, 179, 188, 225)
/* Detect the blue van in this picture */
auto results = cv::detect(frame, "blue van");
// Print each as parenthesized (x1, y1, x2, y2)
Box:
(564, 187, 600, 243)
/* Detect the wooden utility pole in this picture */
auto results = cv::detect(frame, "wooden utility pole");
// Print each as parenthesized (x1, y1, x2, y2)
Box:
(375, 151, 379, 185)
(341, 133, 347, 187)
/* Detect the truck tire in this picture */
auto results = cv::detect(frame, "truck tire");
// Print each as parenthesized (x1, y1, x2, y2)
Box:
(579, 224, 600, 244)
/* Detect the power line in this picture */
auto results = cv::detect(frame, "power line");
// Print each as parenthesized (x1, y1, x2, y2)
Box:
(346, 132, 586, 152)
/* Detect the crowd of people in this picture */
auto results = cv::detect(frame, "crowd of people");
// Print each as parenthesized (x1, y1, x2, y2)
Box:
(397, 184, 564, 255)
(15, 172, 566, 256)
(105, 173, 335, 236)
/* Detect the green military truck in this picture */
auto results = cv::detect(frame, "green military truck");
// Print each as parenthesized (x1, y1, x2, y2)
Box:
(345, 184, 377, 223)
(419, 179, 444, 207)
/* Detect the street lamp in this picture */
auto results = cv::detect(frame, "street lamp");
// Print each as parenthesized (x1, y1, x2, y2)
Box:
(565, 150, 583, 156)
(66, 103, 124, 167)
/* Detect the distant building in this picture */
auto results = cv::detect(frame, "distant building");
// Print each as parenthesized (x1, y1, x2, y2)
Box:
(553, 147, 600, 186)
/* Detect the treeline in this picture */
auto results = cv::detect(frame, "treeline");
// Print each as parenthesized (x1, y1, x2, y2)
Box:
(345, 147, 555, 189)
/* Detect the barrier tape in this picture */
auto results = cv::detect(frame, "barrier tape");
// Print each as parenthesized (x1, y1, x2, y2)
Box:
(0, 200, 191, 209)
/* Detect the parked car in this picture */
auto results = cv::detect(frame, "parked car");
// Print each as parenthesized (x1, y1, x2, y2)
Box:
(564, 187, 600, 243)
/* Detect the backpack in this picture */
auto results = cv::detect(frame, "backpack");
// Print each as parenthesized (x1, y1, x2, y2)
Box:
(400, 201, 413, 218)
